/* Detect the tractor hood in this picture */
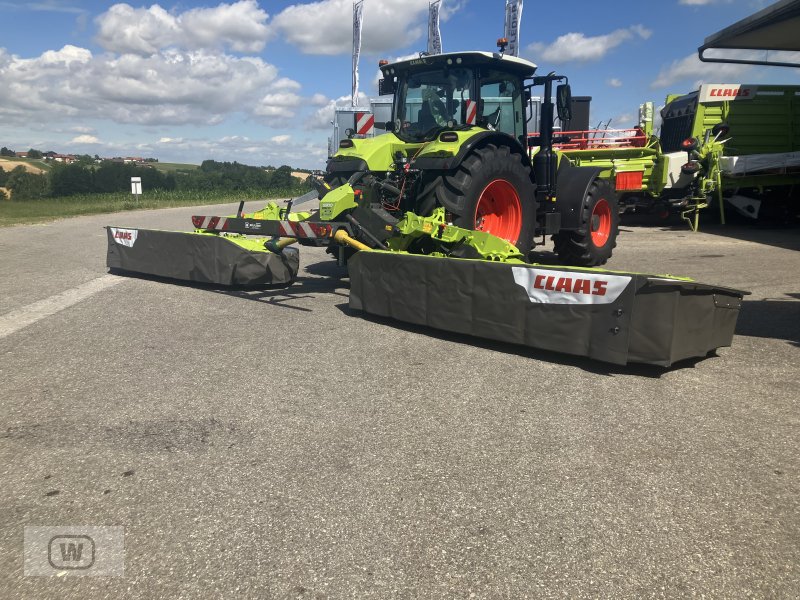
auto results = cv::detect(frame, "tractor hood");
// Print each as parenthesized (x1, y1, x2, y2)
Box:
(328, 130, 485, 173)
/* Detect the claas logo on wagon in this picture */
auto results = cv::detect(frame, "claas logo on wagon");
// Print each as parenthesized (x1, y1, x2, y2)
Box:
(699, 84, 757, 103)
(709, 87, 750, 98)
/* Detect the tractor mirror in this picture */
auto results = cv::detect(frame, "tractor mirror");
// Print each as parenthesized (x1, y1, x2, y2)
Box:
(556, 84, 572, 123)
(378, 77, 395, 96)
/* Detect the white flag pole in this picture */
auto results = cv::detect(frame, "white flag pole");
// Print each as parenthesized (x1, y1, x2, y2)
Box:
(352, 0, 364, 107)
(428, 1, 443, 55)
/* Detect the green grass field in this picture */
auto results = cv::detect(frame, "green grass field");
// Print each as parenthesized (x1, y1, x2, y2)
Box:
(0, 187, 309, 227)
(152, 162, 199, 172)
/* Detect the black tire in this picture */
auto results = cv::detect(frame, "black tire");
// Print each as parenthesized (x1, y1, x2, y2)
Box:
(419, 143, 537, 254)
(552, 178, 619, 267)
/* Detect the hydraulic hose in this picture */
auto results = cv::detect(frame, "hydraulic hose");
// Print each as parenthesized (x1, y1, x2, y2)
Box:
(333, 229, 372, 251)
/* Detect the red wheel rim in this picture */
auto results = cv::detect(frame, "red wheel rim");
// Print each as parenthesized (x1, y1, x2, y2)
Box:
(474, 179, 522, 243)
(591, 198, 612, 247)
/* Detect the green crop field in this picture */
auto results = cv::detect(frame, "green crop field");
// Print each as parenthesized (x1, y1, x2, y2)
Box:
(0, 187, 307, 227)
(151, 162, 200, 172)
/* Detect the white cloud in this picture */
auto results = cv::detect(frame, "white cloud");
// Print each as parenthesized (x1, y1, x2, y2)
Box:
(70, 134, 100, 144)
(527, 25, 652, 63)
(306, 92, 369, 130)
(651, 52, 752, 88)
(629, 24, 653, 40)
(0, 46, 303, 127)
(273, 0, 462, 56)
(254, 92, 303, 119)
(610, 112, 637, 128)
(271, 134, 291, 144)
(607, 78, 623, 88)
(95, 1, 271, 56)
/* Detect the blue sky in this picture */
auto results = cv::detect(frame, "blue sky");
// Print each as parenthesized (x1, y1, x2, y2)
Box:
(1, 0, 794, 169)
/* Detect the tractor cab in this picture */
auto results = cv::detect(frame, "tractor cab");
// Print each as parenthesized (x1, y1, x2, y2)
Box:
(380, 52, 538, 145)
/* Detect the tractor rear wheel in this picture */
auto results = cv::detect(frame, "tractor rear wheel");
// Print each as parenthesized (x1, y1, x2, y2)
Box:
(552, 178, 619, 266)
(422, 144, 536, 254)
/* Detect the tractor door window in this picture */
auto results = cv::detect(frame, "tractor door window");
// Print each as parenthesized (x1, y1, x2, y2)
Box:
(480, 74, 523, 138)
(398, 68, 472, 140)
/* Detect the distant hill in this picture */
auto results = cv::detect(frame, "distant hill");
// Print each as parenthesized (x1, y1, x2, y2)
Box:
(0, 157, 49, 174)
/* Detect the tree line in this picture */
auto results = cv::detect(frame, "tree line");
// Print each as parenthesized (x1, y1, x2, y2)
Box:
(0, 160, 309, 200)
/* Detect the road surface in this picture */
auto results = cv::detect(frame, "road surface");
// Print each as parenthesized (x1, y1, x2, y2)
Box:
(0, 204, 798, 598)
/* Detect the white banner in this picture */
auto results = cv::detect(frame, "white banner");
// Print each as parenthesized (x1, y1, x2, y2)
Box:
(109, 227, 138, 248)
(698, 84, 757, 103)
(428, 0, 442, 55)
(352, 0, 364, 107)
(504, 0, 523, 57)
(511, 267, 631, 305)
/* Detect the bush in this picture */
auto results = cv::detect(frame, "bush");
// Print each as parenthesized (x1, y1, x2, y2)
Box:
(50, 163, 94, 196)
(7, 166, 49, 200)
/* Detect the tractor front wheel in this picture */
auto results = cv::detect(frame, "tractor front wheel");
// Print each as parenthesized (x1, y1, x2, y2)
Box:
(423, 144, 536, 255)
(552, 178, 619, 266)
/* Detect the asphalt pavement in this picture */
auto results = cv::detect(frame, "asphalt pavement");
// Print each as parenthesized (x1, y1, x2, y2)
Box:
(0, 203, 798, 598)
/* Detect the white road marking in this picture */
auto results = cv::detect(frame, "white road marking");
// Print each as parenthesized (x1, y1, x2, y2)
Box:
(0, 275, 124, 340)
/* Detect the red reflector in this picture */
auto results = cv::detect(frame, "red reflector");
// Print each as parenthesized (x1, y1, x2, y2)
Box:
(192, 216, 203, 228)
(615, 171, 643, 191)
(307, 223, 331, 237)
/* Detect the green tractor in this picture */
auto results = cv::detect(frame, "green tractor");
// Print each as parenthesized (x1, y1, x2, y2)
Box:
(321, 43, 618, 265)
(190, 41, 620, 266)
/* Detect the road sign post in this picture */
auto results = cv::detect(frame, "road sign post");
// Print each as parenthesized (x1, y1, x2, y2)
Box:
(130, 176, 142, 201)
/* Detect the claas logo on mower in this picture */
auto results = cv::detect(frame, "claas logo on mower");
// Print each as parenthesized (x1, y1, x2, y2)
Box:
(114, 230, 132, 241)
(533, 274, 608, 296)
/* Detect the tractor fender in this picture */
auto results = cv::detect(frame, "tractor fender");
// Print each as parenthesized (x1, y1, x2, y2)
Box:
(413, 131, 531, 171)
(553, 161, 605, 231)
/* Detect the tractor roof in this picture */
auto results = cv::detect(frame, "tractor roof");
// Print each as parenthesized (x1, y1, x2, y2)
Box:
(384, 51, 538, 78)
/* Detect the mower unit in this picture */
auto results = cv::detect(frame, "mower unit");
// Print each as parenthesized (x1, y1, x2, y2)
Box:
(348, 251, 746, 367)
(106, 227, 299, 286)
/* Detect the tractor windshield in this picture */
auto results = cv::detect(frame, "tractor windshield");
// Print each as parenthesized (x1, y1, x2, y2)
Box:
(395, 67, 474, 141)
